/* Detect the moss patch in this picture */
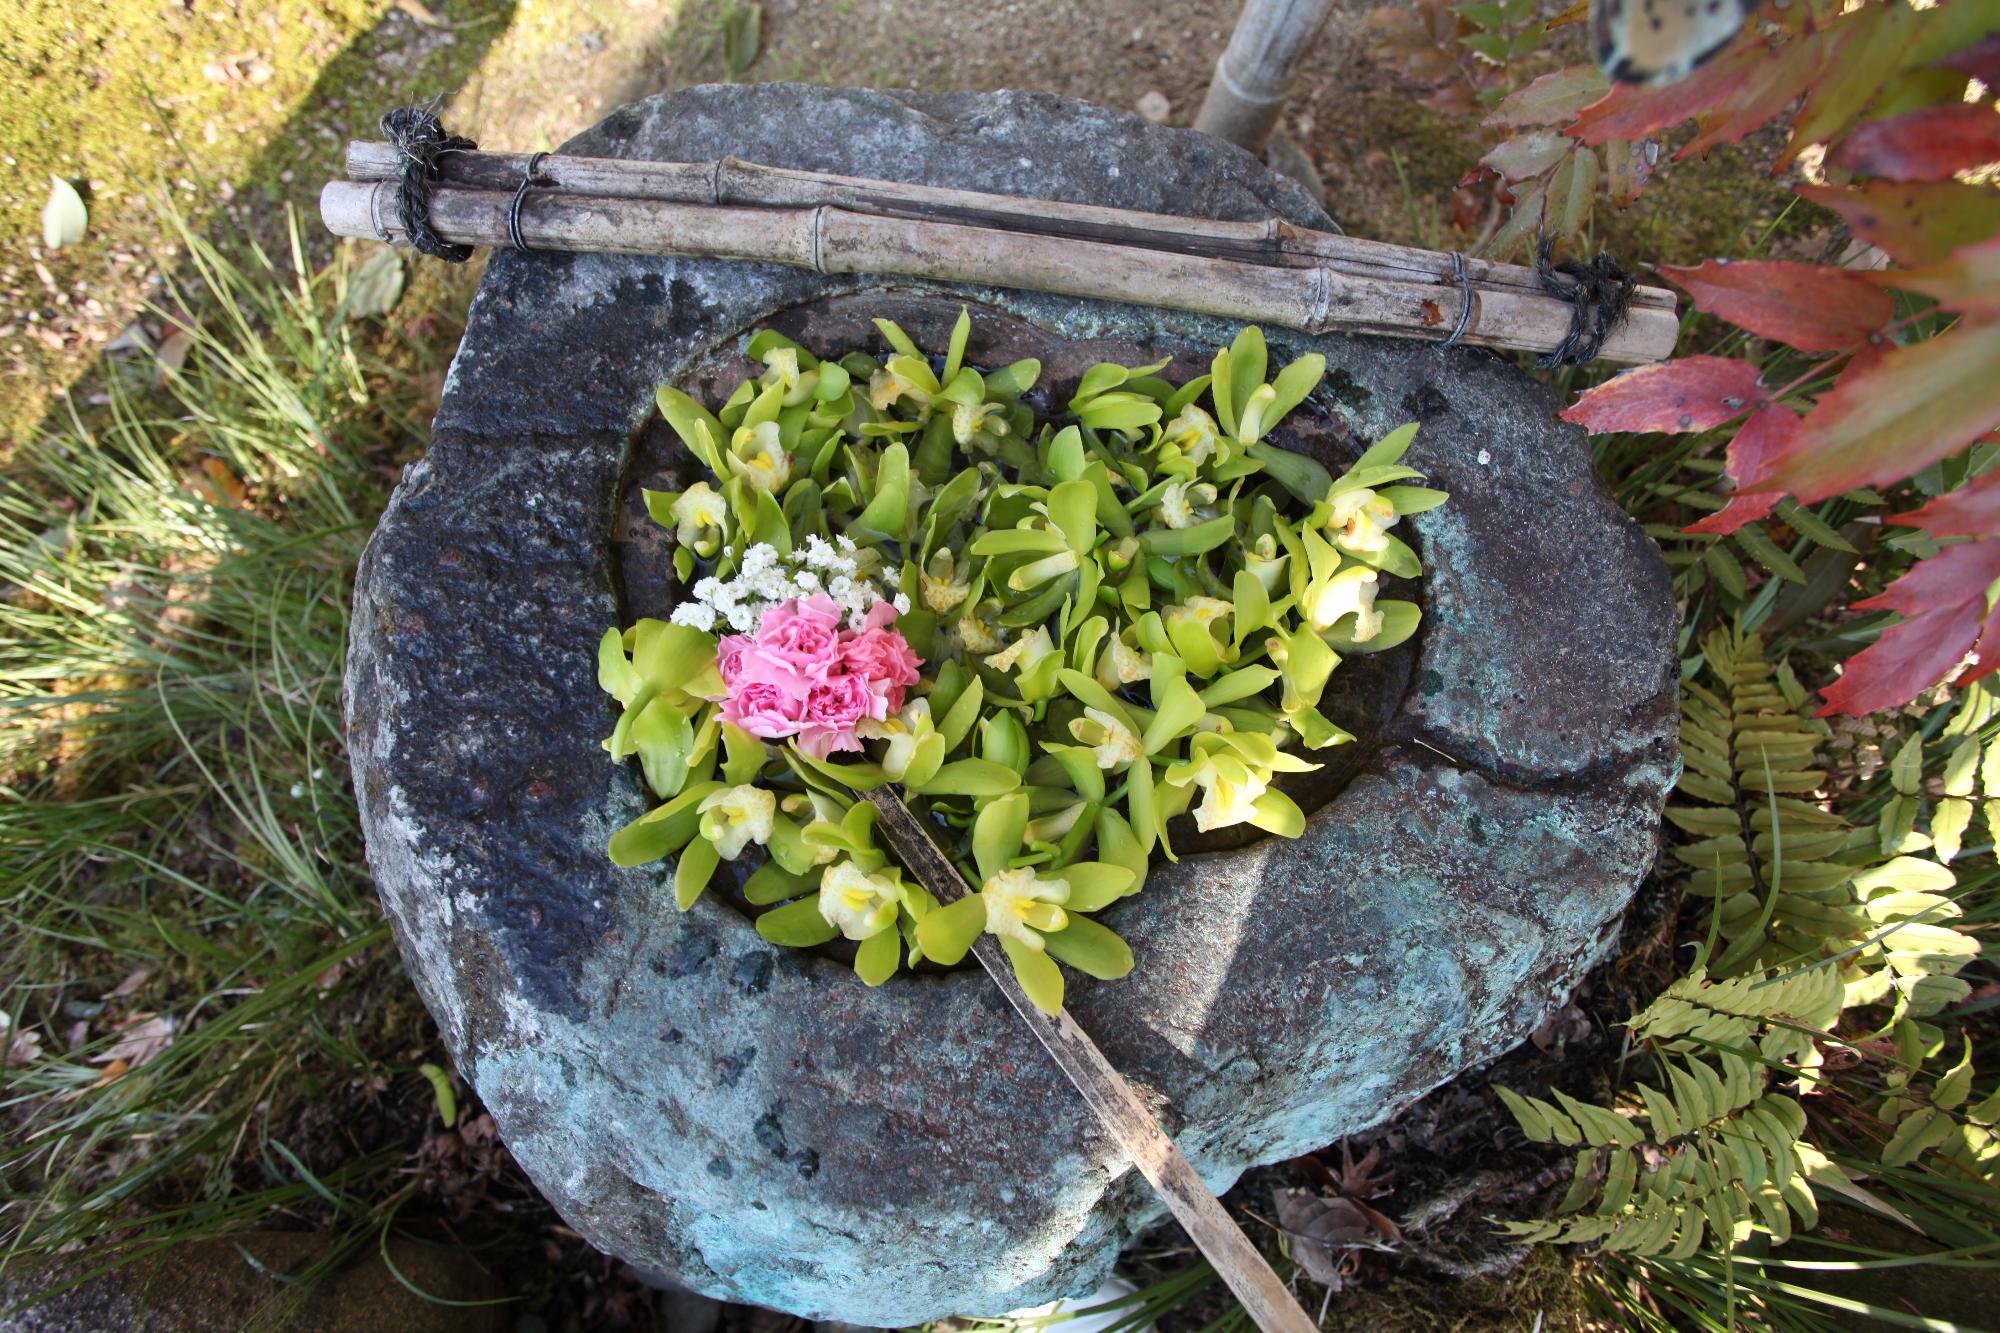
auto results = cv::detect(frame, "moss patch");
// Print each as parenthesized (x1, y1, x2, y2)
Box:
(0, 0, 513, 446)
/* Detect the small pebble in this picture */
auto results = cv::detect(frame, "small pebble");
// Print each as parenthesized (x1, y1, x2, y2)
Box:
(1477, 448, 1492, 465)
(1136, 91, 1171, 124)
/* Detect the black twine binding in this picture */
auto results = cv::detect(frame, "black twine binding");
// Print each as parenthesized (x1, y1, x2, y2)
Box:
(508, 151, 551, 252)
(1439, 250, 1476, 350)
(1534, 235, 1636, 367)
(380, 104, 477, 263)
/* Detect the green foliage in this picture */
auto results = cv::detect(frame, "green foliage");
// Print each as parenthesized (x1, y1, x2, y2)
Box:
(605, 314, 1445, 1011)
(2, 207, 458, 1281)
(1501, 629, 1995, 1268)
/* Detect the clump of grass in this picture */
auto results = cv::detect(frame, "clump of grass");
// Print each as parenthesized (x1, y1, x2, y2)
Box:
(0, 203, 464, 1289)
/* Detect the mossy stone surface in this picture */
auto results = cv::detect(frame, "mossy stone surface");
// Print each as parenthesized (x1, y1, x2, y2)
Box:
(346, 83, 1678, 1325)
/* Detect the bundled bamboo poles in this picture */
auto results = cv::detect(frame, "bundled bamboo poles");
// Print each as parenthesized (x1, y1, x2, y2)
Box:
(324, 140, 1679, 365)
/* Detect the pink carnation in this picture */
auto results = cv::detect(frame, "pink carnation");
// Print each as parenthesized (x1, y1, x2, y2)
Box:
(794, 673, 881, 760)
(755, 593, 844, 680)
(714, 633, 751, 682)
(841, 625, 923, 713)
(719, 680, 803, 738)
(713, 596, 923, 754)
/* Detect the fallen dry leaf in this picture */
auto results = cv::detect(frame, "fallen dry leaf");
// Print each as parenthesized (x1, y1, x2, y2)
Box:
(1334, 1142, 1397, 1199)
(3, 1013, 44, 1068)
(103, 968, 149, 1000)
(1273, 1188, 1402, 1290)
(91, 1012, 175, 1069)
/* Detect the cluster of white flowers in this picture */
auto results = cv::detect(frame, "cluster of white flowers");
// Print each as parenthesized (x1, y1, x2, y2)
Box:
(669, 537, 912, 634)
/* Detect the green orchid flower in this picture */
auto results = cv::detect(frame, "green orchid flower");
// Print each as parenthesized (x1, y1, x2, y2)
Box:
(915, 794, 1135, 1014)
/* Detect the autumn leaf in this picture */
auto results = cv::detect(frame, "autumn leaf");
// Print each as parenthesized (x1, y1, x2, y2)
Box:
(1272, 1188, 1402, 1290)
(1829, 103, 2000, 182)
(1781, 1, 1923, 168)
(1486, 64, 1610, 128)
(1818, 540, 2000, 716)
(1798, 181, 2000, 267)
(1603, 138, 1657, 208)
(1480, 131, 1572, 181)
(42, 176, 88, 250)
(1938, 33, 2000, 85)
(1880, 235, 2000, 317)
(1887, 470, 2000, 539)
(1748, 320, 2000, 503)
(1676, 31, 1829, 161)
(1482, 175, 1547, 261)
(1566, 35, 1768, 145)
(90, 1012, 176, 1070)
(1682, 405, 1799, 535)
(1658, 259, 1894, 352)
(1560, 356, 1767, 435)
(1547, 145, 1599, 242)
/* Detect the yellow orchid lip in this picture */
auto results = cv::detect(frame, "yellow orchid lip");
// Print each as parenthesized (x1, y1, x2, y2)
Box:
(980, 866, 1072, 948)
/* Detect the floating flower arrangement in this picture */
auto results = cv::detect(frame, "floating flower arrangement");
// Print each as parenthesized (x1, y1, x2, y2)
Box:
(596, 313, 1444, 1012)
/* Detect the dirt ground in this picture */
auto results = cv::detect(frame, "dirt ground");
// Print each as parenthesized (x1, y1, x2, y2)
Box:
(3, 0, 1801, 447)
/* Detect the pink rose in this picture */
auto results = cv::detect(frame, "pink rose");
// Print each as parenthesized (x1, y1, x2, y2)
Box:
(755, 594, 845, 681)
(720, 680, 804, 739)
(794, 673, 880, 760)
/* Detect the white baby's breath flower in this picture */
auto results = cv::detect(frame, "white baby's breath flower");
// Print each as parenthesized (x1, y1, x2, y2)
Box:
(669, 601, 719, 632)
(697, 784, 776, 860)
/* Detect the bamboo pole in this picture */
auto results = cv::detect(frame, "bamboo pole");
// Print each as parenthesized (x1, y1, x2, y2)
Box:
(863, 790, 1318, 1333)
(320, 178, 1679, 363)
(344, 141, 1678, 317)
(1194, 0, 1340, 153)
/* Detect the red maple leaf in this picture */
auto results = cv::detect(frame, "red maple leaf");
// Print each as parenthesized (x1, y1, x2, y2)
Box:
(1829, 103, 2000, 183)
(1818, 540, 2000, 716)
(1879, 234, 2000, 318)
(1887, 470, 2000, 539)
(1682, 405, 1800, 535)
(1747, 320, 2000, 504)
(1798, 181, 2000, 267)
(1659, 259, 1893, 352)
(1938, 34, 2000, 85)
(1567, 37, 1769, 146)
(1560, 357, 1767, 435)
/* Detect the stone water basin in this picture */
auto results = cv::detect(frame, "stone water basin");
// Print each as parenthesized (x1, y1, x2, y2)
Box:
(345, 83, 1678, 1326)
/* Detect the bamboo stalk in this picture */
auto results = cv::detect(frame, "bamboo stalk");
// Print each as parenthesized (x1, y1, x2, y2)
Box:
(320, 178, 1679, 363)
(863, 789, 1318, 1333)
(343, 142, 1678, 315)
(1194, 0, 1341, 152)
